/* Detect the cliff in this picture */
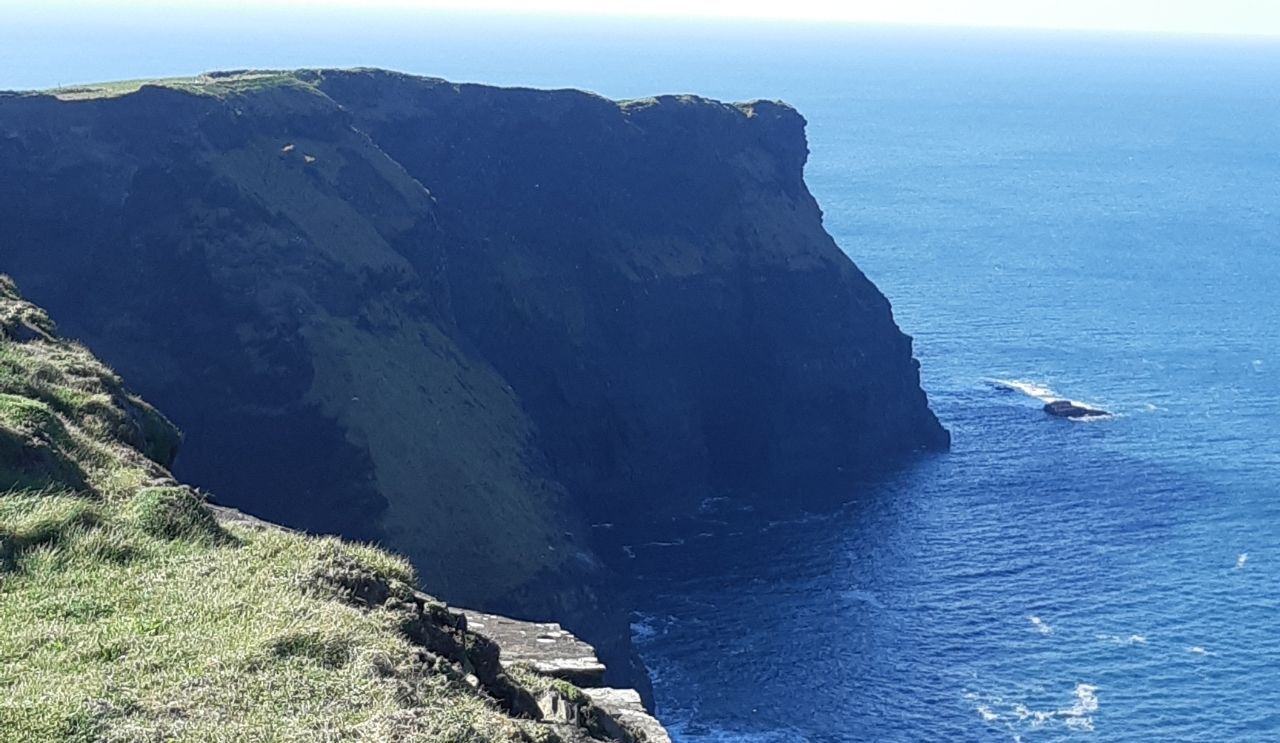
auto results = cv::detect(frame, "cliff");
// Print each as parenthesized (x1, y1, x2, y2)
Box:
(0, 69, 947, 690)
(0, 276, 667, 743)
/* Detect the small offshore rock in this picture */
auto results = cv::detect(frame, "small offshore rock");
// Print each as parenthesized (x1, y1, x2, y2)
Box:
(1043, 400, 1109, 418)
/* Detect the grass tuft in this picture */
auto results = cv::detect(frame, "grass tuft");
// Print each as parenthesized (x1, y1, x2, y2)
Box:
(264, 629, 354, 669)
(0, 491, 99, 570)
(127, 486, 229, 543)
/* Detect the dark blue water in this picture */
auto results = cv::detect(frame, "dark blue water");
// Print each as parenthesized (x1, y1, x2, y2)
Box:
(8, 17, 1280, 742)
(615, 29, 1280, 743)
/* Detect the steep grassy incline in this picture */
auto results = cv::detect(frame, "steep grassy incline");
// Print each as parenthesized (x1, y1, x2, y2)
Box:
(0, 276, 646, 743)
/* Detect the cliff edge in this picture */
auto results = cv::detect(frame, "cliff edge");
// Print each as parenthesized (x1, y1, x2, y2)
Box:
(0, 276, 666, 742)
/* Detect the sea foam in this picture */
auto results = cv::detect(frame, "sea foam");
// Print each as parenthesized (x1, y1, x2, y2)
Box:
(969, 682, 1099, 736)
(991, 378, 1059, 402)
(1029, 615, 1054, 635)
(1097, 633, 1148, 645)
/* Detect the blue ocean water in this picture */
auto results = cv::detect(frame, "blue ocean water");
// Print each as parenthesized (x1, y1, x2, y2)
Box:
(8, 17, 1280, 742)
(612, 29, 1280, 743)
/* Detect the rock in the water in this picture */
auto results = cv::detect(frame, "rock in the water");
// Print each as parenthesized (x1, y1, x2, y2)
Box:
(1043, 400, 1109, 418)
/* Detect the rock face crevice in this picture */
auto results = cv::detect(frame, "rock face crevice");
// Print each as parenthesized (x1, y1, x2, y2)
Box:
(0, 68, 947, 694)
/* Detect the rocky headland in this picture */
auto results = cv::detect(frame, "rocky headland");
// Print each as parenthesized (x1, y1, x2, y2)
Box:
(0, 69, 948, 701)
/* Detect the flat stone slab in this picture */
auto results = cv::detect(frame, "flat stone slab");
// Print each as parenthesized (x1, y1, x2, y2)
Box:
(583, 688, 673, 743)
(461, 610, 608, 686)
(208, 503, 291, 531)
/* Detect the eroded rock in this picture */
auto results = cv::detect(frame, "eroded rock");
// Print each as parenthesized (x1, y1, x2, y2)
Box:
(583, 688, 673, 743)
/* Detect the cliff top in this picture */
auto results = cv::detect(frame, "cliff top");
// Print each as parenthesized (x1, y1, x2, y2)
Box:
(6, 67, 794, 118)
(0, 275, 660, 742)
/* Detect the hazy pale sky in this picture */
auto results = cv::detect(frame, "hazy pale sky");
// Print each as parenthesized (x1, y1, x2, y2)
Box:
(13, 0, 1280, 37)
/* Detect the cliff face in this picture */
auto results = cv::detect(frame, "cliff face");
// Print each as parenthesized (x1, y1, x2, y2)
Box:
(0, 69, 947, 688)
(315, 71, 947, 522)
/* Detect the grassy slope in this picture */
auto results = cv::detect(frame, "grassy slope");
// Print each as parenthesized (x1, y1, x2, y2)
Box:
(0, 275, 600, 742)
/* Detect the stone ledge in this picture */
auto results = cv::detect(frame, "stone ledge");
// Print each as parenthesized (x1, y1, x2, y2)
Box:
(583, 688, 673, 743)
(461, 609, 670, 742)
(461, 610, 609, 687)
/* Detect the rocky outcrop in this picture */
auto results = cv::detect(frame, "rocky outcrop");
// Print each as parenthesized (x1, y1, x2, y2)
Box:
(583, 689, 672, 743)
(0, 69, 947, 693)
(1044, 400, 1110, 418)
(463, 611, 608, 687)
(461, 611, 671, 743)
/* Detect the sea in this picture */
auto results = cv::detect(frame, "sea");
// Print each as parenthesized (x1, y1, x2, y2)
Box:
(7, 13, 1280, 742)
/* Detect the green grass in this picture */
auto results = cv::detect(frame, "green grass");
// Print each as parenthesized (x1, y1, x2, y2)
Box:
(126, 486, 229, 543)
(0, 518, 538, 742)
(40, 70, 318, 101)
(0, 277, 588, 742)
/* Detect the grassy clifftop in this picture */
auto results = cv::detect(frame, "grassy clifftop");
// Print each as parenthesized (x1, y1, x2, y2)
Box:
(0, 276, 629, 742)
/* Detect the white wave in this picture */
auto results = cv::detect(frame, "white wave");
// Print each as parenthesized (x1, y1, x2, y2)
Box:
(990, 377, 1113, 418)
(630, 615, 661, 643)
(1236, 553, 1249, 569)
(1029, 615, 1053, 635)
(1060, 683, 1099, 731)
(969, 682, 1098, 737)
(1188, 645, 1210, 655)
(621, 545, 635, 559)
(1065, 410, 1117, 423)
(1011, 702, 1054, 726)
(1096, 633, 1147, 645)
(990, 378, 1059, 402)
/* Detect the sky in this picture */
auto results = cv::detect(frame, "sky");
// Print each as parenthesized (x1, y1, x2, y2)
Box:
(5, 0, 1279, 91)
(11, 0, 1280, 38)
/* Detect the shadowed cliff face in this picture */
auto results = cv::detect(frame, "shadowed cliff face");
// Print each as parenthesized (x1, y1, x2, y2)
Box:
(316, 70, 948, 523)
(0, 69, 946, 691)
